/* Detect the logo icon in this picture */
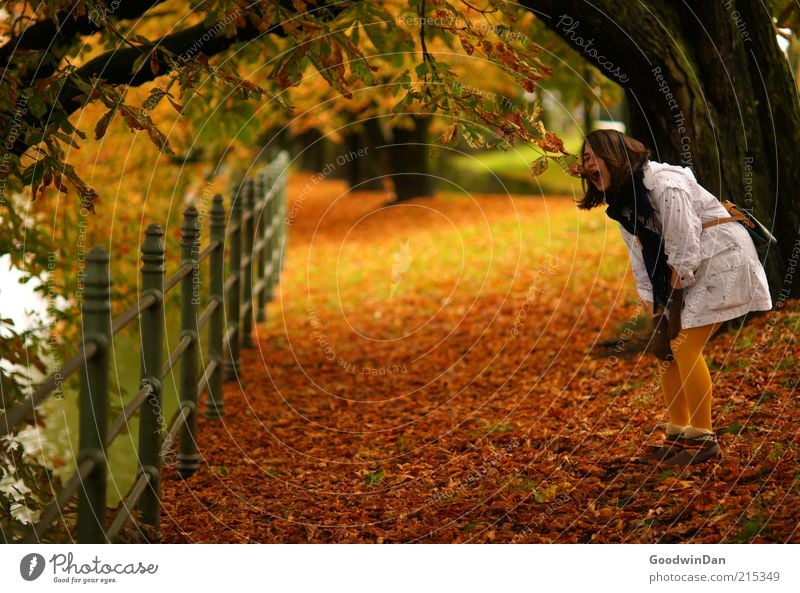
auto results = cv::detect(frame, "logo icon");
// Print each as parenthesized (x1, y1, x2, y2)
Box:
(389, 240, 413, 299)
(20, 553, 46, 581)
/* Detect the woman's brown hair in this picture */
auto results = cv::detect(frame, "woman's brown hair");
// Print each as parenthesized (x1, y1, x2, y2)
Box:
(578, 130, 651, 210)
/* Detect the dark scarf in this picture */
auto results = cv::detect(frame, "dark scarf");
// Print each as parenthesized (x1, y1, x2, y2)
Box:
(605, 166, 672, 311)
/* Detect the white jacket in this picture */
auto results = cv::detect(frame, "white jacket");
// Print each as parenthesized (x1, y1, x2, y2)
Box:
(619, 161, 772, 328)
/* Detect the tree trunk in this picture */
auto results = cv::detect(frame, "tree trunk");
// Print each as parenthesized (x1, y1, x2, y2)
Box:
(526, 0, 800, 298)
(292, 129, 327, 172)
(343, 121, 385, 191)
(385, 114, 436, 202)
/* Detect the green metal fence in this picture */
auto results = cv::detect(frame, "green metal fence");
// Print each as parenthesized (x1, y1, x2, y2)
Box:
(0, 152, 290, 543)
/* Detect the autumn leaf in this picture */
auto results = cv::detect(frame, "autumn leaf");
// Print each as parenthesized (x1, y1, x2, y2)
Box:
(95, 108, 116, 139)
(530, 155, 548, 176)
(535, 131, 569, 154)
(566, 163, 584, 178)
(441, 123, 458, 146)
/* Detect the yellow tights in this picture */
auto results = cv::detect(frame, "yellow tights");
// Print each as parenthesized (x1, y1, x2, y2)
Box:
(657, 322, 722, 431)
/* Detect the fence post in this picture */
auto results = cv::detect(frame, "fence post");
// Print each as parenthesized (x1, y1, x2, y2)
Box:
(278, 156, 288, 273)
(205, 195, 225, 419)
(224, 186, 242, 380)
(137, 224, 165, 535)
(77, 247, 111, 544)
(242, 178, 255, 348)
(256, 172, 268, 323)
(177, 206, 201, 479)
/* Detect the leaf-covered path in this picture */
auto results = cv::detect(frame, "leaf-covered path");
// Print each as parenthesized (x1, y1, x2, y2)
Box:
(160, 174, 800, 543)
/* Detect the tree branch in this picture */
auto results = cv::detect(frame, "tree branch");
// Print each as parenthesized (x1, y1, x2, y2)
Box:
(8, 1, 353, 157)
(1, 0, 167, 82)
(5, 21, 275, 157)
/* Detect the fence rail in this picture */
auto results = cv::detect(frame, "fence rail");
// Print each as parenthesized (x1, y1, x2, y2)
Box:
(0, 151, 289, 543)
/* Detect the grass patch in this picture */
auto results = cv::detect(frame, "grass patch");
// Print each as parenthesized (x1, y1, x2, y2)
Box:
(614, 314, 649, 335)
(533, 484, 559, 503)
(719, 421, 744, 435)
(511, 479, 539, 492)
(759, 390, 780, 402)
(489, 422, 514, 434)
(733, 516, 770, 543)
(768, 441, 785, 461)
(365, 469, 385, 486)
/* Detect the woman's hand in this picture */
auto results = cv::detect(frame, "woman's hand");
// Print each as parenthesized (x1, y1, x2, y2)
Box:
(666, 288, 684, 340)
(670, 268, 684, 289)
(648, 314, 674, 361)
(666, 268, 683, 339)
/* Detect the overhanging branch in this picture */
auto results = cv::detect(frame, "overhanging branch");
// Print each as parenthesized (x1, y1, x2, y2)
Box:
(1, 0, 167, 83)
(7, 0, 353, 157)
(8, 16, 279, 156)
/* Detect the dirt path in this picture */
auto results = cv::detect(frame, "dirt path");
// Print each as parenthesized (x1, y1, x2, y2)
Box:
(159, 175, 800, 543)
